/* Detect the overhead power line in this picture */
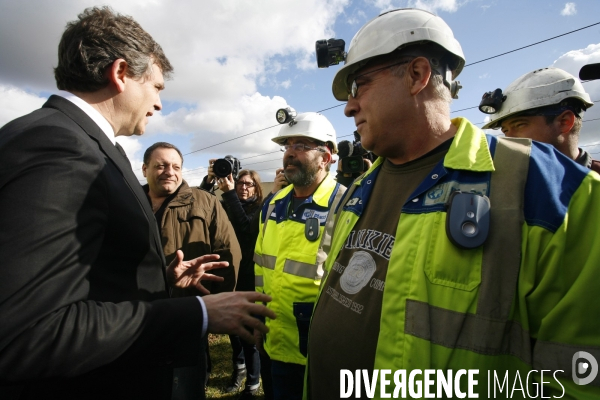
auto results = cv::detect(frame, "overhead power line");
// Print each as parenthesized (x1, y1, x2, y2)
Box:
(239, 151, 280, 160)
(177, 96, 600, 171)
(183, 123, 281, 156)
(181, 104, 346, 157)
(465, 22, 600, 67)
(172, 21, 600, 158)
(179, 109, 600, 169)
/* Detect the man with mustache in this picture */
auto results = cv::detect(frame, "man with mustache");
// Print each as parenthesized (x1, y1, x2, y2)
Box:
(143, 141, 241, 399)
(253, 112, 345, 400)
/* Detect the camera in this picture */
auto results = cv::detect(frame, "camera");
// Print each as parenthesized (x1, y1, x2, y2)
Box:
(315, 38, 346, 68)
(338, 131, 375, 174)
(213, 155, 241, 178)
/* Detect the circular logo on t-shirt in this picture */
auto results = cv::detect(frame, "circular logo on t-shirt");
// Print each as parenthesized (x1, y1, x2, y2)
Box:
(340, 251, 376, 295)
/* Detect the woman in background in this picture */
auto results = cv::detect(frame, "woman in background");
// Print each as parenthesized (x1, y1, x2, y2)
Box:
(202, 166, 264, 400)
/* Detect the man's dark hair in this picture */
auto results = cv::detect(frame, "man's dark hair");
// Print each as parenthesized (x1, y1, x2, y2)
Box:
(144, 142, 184, 165)
(54, 6, 173, 92)
(523, 99, 586, 136)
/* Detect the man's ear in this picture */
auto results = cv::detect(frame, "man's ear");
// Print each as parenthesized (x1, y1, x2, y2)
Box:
(555, 110, 577, 135)
(407, 57, 432, 96)
(142, 163, 147, 177)
(107, 59, 128, 93)
(320, 151, 333, 169)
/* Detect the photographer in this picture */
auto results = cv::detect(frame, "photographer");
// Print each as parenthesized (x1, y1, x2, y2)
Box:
(335, 158, 373, 187)
(201, 164, 264, 399)
(335, 131, 375, 187)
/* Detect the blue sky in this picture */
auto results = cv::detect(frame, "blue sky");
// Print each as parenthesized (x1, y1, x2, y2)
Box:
(1, 0, 600, 184)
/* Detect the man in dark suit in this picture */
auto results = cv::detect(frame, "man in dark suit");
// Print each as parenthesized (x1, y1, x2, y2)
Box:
(0, 7, 274, 400)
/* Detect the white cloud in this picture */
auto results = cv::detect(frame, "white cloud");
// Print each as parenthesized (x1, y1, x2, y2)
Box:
(370, 0, 461, 13)
(0, 85, 46, 128)
(185, 93, 289, 155)
(347, 16, 360, 25)
(0, 0, 352, 184)
(479, 73, 490, 79)
(552, 43, 600, 74)
(109, 0, 348, 104)
(0, 0, 348, 137)
(551, 43, 600, 146)
(346, 9, 367, 25)
(561, 2, 577, 16)
(115, 135, 144, 173)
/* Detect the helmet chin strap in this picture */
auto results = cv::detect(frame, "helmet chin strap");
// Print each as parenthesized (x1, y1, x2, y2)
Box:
(445, 70, 463, 99)
(408, 52, 462, 99)
(432, 58, 462, 99)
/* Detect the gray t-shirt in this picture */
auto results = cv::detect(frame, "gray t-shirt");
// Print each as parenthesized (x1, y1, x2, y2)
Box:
(308, 145, 448, 399)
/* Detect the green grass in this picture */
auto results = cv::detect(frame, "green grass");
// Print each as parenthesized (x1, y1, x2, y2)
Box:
(206, 334, 265, 399)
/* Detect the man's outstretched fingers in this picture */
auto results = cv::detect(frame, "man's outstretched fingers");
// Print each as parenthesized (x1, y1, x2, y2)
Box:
(200, 261, 229, 272)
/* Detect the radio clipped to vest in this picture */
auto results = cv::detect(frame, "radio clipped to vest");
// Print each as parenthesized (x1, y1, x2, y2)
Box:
(305, 217, 321, 241)
(445, 190, 490, 249)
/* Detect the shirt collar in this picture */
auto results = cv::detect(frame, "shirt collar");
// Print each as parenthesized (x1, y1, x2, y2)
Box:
(575, 148, 593, 169)
(443, 117, 495, 172)
(58, 92, 116, 145)
(355, 117, 496, 187)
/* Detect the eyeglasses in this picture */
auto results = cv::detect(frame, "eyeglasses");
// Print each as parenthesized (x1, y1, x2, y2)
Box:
(281, 143, 326, 153)
(235, 181, 255, 188)
(348, 59, 413, 99)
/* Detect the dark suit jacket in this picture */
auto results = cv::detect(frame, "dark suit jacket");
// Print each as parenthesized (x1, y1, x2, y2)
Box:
(0, 95, 203, 399)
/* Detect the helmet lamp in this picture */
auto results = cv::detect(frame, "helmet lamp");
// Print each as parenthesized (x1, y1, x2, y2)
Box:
(276, 107, 297, 124)
(479, 89, 506, 114)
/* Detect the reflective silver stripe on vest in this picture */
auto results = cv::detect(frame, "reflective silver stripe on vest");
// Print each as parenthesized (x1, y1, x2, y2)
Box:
(255, 253, 318, 279)
(254, 253, 276, 270)
(403, 139, 535, 365)
(477, 137, 530, 320)
(533, 340, 600, 387)
(255, 275, 264, 287)
(283, 259, 318, 280)
(405, 299, 532, 365)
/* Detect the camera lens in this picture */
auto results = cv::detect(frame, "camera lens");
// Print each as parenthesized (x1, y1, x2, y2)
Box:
(316, 40, 330, 68)
(213, 158, 233, 178)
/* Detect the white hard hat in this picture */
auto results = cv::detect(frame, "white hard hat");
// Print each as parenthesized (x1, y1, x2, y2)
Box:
(272, 112, 338, 154)
(482, 67, 593, 129)
(332, 8, 465, 101)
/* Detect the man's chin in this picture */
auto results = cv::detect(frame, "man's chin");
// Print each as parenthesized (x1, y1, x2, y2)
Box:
(132, 127, 145, 136)
(283, 171, 295, 181)
(159, 184, 177, 194)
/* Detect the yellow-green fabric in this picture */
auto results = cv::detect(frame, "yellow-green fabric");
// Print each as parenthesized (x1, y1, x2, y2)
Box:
(255, 173, 341, 365)
(305, 118, 600, 399)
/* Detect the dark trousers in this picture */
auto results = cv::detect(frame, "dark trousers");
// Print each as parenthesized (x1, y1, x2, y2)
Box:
(172, 335, 209, 400)
(259, 351, 274, 400)
(229, 335, 260, 387)
(261, 352, 305, 400)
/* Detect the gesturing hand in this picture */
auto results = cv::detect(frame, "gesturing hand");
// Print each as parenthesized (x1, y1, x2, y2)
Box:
(166, 250, 228, 294)
(204, 292, 276, 343)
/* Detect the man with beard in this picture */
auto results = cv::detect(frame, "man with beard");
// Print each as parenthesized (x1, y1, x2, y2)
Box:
(253, 112, 345, 400)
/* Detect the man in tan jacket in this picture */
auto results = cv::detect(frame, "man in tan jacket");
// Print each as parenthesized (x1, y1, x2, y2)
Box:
(143, 141, 242, 400)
